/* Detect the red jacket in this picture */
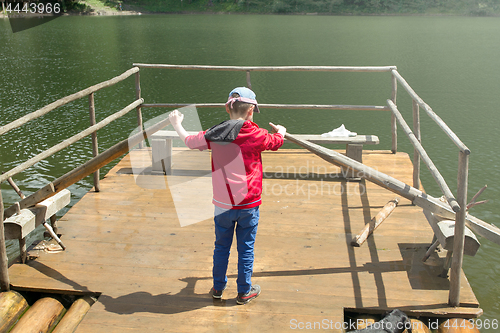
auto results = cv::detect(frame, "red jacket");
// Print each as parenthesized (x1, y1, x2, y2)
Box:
(185, 120, 284, 209)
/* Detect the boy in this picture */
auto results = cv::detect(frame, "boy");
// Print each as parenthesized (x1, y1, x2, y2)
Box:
(168, 87, 286, 305)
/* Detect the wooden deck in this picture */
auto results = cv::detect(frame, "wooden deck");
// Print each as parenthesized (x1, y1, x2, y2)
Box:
(7, 148, 481, 332)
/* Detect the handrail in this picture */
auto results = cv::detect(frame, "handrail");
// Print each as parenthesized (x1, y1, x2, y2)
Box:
(142, 103, 389, 111)
(0, 98, 143, 184)
(387, 99, 459, 212)
(0, 67, 140, 137)
(133, 63, 397, 72)
(3, 116, 171, 220)
(391, 69, 470, 154)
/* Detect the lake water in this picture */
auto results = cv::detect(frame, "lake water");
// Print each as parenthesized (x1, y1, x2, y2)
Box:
(1, 14, 500, 330)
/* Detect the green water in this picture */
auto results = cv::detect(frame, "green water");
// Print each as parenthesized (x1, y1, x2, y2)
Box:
(1, 15, 500, 329)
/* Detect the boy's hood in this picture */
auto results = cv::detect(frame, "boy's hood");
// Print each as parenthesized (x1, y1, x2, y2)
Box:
(204, 119, 246, 143)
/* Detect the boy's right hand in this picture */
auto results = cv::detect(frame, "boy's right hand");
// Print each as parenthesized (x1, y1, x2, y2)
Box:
(269, 122, 287, 137)
(169, 110, 184, 127)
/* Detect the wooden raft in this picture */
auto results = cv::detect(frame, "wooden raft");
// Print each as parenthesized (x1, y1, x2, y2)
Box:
(7, 148, 481, 332)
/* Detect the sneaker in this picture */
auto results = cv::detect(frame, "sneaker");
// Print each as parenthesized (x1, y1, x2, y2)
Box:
(211, 285, 226, 299)
(236, 285, 261, 305)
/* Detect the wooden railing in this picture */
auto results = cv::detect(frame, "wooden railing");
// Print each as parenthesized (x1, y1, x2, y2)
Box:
(0, 67, 166, 291)
(0, 64, 495, 308)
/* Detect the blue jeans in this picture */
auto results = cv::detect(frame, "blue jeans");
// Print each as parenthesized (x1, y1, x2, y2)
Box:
(213, 206, 259, 294)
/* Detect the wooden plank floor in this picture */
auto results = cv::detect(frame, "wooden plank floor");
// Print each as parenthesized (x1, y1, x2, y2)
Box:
(8, 148, 481, 332)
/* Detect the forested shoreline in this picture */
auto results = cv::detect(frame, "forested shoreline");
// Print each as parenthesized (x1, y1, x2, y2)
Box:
(107, 0, 500, 15)
(3, 0, 500, 16)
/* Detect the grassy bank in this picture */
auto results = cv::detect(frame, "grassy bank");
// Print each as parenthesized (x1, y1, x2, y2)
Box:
(96, 0, 500, 15)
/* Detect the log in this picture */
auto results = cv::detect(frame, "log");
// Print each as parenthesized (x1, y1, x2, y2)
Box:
(0, 290, 29, 333)
(133, 63, 397, 72)
(0, 67, 139, 137)
(284, 133, 500, 246)
(3, 116, 172, 220)
(0, 98, 143, 184)
(437, 318, 479, 333)
(10, 297, 65, 333)
(52, 296, 95, 333)
(351, 198, 399, 247)
(388, 99, 459, 212)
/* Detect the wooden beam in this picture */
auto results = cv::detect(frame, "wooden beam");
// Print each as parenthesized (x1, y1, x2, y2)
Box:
(284, 133, 500, 246)
(0, 67, 140, 137)
(3, 117, 172, 220)
(3, 189, 70, 240)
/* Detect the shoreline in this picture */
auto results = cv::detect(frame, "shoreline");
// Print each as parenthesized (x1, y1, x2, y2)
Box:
(2, 11, 499, 18)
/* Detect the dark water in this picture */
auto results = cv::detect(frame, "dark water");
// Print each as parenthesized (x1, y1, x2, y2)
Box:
(1, 15, 500, 329)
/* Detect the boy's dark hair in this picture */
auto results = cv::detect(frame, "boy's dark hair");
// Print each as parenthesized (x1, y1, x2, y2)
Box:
(228, 93, 253, 118)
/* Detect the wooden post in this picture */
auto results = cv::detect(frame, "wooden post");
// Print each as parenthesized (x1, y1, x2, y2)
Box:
(135, 71, 144, 149)
(391, 73, 398, 153)
(412, 99, 421, 190)
(0, 189, 10, 291)
(449, 151, 469, 306)
(88, 93, 100, 192)
(246, 71, 252, 89)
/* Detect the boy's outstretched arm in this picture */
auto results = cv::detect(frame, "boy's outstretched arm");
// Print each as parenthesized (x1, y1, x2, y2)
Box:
(269, 122, 287, 137)
(169, 110, 189, 144)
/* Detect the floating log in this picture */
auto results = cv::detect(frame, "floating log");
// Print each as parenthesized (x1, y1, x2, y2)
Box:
(0, 291, 29, 333)
(52, 296, 95, 333)
(10, 297, 65, 333)
(437, 318, 480, 333)
(351, 198, 399, 247)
